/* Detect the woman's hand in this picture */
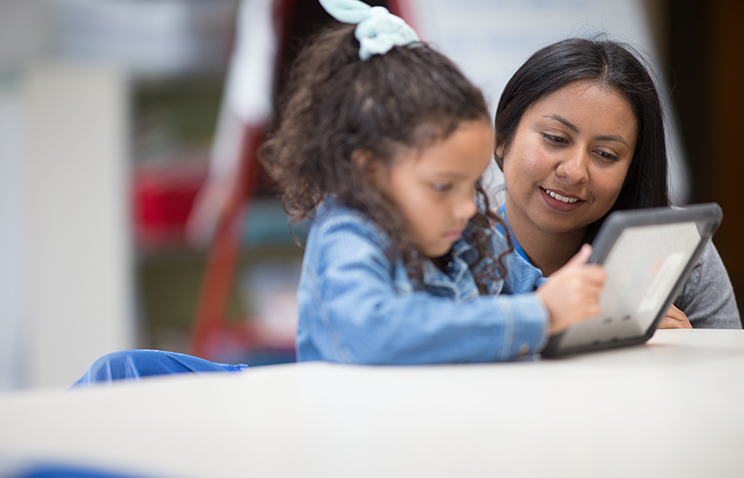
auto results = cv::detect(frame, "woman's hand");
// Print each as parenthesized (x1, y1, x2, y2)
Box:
(536, 244, 606, 335)
(658, 304, 692, 329)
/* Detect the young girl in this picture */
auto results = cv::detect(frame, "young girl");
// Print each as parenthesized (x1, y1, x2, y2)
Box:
(73, 0, 605, 385)
(258, 0, 606, 364)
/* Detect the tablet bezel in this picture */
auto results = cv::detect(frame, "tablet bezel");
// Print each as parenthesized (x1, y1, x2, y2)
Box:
(540, 203, 723, 358)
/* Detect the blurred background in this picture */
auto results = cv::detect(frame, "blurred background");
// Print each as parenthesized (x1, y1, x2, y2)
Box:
(0, 0, 741, 390)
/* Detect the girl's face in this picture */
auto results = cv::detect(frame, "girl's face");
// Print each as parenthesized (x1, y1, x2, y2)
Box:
(374, 119, 494, 258)
(498, 80, 637, 240)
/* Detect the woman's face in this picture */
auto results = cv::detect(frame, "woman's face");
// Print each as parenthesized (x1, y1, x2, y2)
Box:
(498, 80, 637, 240)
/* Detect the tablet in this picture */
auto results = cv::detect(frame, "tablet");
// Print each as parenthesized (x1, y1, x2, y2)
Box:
(540, 203, 723, 358)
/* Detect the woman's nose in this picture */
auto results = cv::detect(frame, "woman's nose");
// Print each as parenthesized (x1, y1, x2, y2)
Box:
(556, 148, 589, 183)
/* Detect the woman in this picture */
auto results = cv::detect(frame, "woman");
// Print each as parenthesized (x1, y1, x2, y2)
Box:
(493, 38, 740, 329)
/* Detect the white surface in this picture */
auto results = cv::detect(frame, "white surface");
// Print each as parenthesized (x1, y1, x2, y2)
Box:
(0, 329, 742, 478)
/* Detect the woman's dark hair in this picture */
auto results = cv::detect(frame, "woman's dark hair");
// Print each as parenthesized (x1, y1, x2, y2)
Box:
(260, 23, 508, 292)
(493, 37, 670, 242)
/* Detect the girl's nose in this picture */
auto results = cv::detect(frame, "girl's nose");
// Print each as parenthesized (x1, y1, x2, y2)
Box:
(455, 194, 477, 222)
(556, 148, 589, 184)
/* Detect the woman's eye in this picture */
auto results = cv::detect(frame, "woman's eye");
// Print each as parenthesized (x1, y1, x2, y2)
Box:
(542, 134, 568, 144)
(596, 150, 619, 162)
(432, 183, 452, 192)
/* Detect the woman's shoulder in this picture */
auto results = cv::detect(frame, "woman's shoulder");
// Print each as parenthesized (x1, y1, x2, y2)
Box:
(675, 240, 741, 328)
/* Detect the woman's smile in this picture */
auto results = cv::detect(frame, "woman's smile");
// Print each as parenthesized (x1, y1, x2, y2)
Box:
(540, 187, 584, 212)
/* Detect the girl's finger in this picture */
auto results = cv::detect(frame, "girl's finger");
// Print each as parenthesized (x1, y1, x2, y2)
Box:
(564, 244, 593, 268)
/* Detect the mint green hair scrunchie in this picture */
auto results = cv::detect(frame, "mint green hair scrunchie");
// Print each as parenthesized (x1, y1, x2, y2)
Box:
(319, 0, 420, 60)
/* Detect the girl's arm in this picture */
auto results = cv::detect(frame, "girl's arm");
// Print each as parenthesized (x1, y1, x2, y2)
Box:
(297, 218, 550, 365)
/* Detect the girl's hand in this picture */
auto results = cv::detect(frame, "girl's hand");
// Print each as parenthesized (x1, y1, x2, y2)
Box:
(536, 244, 606, 335)
(658, 304, 692, 329)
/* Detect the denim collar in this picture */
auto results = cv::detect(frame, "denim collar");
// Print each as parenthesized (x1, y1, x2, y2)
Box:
(419, 222, 499, 300)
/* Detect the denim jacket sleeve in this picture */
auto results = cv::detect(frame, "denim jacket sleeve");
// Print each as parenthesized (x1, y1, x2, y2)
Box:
(296, 211, 550, 365)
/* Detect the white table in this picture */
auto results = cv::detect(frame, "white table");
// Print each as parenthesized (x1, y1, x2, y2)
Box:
(1, 329, 743, 478)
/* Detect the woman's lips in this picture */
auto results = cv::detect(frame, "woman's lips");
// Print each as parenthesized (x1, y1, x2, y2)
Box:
(540, 187, 584, 212)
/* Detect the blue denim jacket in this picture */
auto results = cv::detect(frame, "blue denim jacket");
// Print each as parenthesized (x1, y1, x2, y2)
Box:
(296, 199, 549, 364)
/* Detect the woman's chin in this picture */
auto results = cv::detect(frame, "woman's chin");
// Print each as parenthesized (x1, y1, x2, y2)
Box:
(529, 215, 588, 238)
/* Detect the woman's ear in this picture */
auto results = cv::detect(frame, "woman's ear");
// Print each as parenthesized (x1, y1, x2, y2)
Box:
(493, 141, 506, 170)
(495, 142, 504, 159)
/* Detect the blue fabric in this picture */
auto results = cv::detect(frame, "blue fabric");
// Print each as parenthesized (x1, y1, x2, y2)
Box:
(14, 463, 155, 478)
(319, 0, 420, 60)
(72, 350, 248, 387)
(296, 198, 549, 365)
(495, 204, 529, 263)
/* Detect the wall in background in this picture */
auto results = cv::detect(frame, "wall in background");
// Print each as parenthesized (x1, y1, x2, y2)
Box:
(668, 0, 744, 325)
(25, 64, 134, 388)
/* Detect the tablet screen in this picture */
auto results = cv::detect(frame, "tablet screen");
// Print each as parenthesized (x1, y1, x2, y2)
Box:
(558, 221, 701, 349)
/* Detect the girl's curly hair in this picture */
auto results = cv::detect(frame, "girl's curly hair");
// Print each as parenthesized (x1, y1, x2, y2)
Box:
(259, 23, 513, 293)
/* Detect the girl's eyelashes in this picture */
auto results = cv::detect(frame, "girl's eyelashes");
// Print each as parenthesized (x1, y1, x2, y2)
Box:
(431, 182, 453, 192)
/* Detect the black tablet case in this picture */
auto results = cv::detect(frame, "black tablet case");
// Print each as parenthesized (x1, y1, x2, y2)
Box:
(541, 203, 723, 357)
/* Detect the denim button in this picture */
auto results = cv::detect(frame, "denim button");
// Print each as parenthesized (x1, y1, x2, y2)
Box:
(518, 343, 529, 356)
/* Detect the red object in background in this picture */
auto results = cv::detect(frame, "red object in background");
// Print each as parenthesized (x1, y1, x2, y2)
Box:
(188, 0, 411, 362)
(189, 125, 264, 359)
(133, 162, 209, 250)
